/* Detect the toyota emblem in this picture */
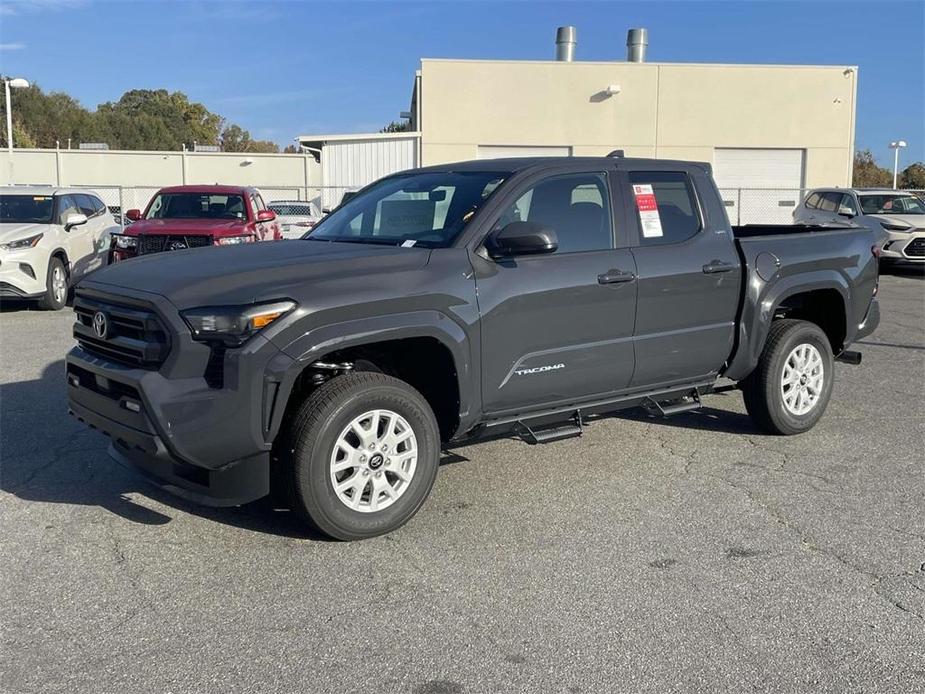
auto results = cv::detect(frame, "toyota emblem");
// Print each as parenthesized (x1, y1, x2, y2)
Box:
(167, 239, 188, 251)
(92, 311, 108, 339)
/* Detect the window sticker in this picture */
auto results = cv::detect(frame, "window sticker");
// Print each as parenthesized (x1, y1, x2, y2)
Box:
(400, 239, 417, 248)
(633, 184, 663, 238)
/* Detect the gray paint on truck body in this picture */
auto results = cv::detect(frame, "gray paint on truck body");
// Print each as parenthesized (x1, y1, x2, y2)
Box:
(66, 157, 880, 506)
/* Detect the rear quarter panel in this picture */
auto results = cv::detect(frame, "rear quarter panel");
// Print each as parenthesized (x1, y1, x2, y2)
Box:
(725, 227, 878, 381)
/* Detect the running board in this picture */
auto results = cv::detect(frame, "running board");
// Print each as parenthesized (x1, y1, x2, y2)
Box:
(518, 410, 584, 445)
(644, 390, 702, 417)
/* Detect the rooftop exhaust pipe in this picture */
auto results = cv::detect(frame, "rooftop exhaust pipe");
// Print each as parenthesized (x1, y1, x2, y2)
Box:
(626, 28, 648, 62)
(555, 26, 577, 62)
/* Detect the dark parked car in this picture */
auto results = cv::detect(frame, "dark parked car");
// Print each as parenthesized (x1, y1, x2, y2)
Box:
(67, 157, 880, 540)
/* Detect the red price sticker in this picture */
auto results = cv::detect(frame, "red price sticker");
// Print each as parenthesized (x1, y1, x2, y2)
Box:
(633, 184, 663, 238)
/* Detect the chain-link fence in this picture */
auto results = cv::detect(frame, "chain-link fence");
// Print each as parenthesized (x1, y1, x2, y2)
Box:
(67, 185, 363, 229)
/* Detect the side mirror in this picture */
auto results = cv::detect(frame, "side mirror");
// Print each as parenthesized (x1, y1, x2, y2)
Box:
(837, 206, 855, 218)
(64, 213, 88, 231)
(125, 209, 142, 221)
(485, 221, 558, 259)
(256, 210, 276, 222)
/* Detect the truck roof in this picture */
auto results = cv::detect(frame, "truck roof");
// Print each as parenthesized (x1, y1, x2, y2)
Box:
(413, 156, 711, 175)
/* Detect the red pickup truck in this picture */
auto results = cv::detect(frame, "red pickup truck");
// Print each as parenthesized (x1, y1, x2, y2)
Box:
(111, 185, 282, 261)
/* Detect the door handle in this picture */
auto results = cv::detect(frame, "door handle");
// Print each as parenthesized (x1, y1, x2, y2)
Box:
(702, 261, 735, 274)
(598, 270, 636, 285)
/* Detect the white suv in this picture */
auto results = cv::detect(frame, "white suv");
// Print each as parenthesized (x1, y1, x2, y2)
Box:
(793, 188, 925, 264)
(0, 187, 117, 310)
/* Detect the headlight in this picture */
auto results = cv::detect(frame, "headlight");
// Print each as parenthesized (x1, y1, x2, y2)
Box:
(0, 233, 43, 251)
(214, 235, 254, 246)
(180, 300, 296, 346)
(880, 221, 913, 232)
(113, 234, 137, 249)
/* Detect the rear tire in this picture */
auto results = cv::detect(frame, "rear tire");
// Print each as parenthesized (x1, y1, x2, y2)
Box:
(38, 256, 68, 311)
(280, 371, 440, 540)
(741, 319, 834, 435)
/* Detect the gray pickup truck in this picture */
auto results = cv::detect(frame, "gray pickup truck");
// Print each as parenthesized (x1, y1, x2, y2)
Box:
(66, 157, 880, 540)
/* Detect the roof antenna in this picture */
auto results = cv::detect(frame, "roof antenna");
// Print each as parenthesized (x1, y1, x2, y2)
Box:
(607, 149, 625, 158)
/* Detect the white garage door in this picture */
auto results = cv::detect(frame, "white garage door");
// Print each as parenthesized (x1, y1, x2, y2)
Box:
(713, 148, 805, 225)
(477, 145, 572, 159)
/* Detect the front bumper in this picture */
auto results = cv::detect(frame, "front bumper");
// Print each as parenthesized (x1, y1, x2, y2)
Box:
(880, 233, 925, 262)
(65, 285, 299, 506)
(0, 247, 50, 297)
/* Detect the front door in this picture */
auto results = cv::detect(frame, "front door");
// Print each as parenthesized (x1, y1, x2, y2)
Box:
(476, 169, 637, 415)
(623, 168, 741, 387)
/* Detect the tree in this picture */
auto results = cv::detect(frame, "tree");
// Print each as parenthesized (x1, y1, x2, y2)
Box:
(380, 120, 411, 133)
(95, 89, 222, 150)
(852, 149, 892, 188)
(898, 162, 925, 189)
(219, 123, 279, 153)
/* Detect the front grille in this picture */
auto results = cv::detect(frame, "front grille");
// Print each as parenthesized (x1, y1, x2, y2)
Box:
(905, 237, 925, 258)
(73, 295, 171, 368)
(138, 234, 212, 255)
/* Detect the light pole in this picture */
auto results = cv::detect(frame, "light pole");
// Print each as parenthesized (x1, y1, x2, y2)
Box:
(889, 140, 907, 189)
(4, 77, 30, 154)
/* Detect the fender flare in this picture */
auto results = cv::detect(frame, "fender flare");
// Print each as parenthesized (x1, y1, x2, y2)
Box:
(266, 310, 475, 440)
(724, 270, 851, 381)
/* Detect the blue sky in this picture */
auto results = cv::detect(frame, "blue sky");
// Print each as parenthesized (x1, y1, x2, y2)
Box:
(1, 0, 923, 165)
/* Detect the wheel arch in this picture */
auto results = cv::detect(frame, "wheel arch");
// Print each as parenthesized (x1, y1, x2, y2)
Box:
(269, 311, 475, 443)
(725, 271, 851, 381)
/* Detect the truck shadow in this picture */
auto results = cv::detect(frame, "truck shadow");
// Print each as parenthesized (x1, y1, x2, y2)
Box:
(613, 398, 763, 435)
(1, 360, 477, 541)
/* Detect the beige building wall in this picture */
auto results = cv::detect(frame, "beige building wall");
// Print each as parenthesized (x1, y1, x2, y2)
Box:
(419, 59, 857, 187)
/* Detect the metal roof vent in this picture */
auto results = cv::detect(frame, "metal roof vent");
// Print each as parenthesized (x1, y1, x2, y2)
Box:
(626, 28, 648, 62)
(555, 26, 577, 62)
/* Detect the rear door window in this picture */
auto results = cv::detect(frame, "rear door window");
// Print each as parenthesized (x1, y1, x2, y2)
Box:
(628, 171, 702, 246)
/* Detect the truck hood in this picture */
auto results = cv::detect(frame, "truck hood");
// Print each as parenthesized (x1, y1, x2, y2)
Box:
(0, 222, 47, 243)
(125, 218, 248, 236)
(85, 239, 431, 309)
(865, 213, 925, 230)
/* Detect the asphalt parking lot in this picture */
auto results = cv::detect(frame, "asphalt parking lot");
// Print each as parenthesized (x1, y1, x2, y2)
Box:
(1, 269, 923, 694)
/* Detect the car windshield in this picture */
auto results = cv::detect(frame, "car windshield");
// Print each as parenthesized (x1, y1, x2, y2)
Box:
(146, 193, 247, 220)
(859, 194, 925, 215)
(307, 171, 508, 248)
(0, 194, 55, 223)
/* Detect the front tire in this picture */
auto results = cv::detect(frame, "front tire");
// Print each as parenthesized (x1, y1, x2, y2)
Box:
(38, 256, 68, 311)
(741, 319, 834, 435)
(281, 372, 440, 540)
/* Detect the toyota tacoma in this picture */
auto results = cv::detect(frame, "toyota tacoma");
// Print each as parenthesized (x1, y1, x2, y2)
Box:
(66, 157, 881, 540)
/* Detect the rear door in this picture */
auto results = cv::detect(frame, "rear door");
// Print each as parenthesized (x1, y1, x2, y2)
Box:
(621, 166, 741, 387)
(476, 166, 638, 414)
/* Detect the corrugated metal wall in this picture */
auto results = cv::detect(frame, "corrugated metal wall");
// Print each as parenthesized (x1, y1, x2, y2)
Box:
(320, 136, 418, 208)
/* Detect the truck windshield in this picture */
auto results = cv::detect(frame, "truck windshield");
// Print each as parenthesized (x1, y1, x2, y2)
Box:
(0, 195, 55, 224)
(307, 171, 508, 248)
(146, 193, 247, 220)
(859, 194, 925, 215)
